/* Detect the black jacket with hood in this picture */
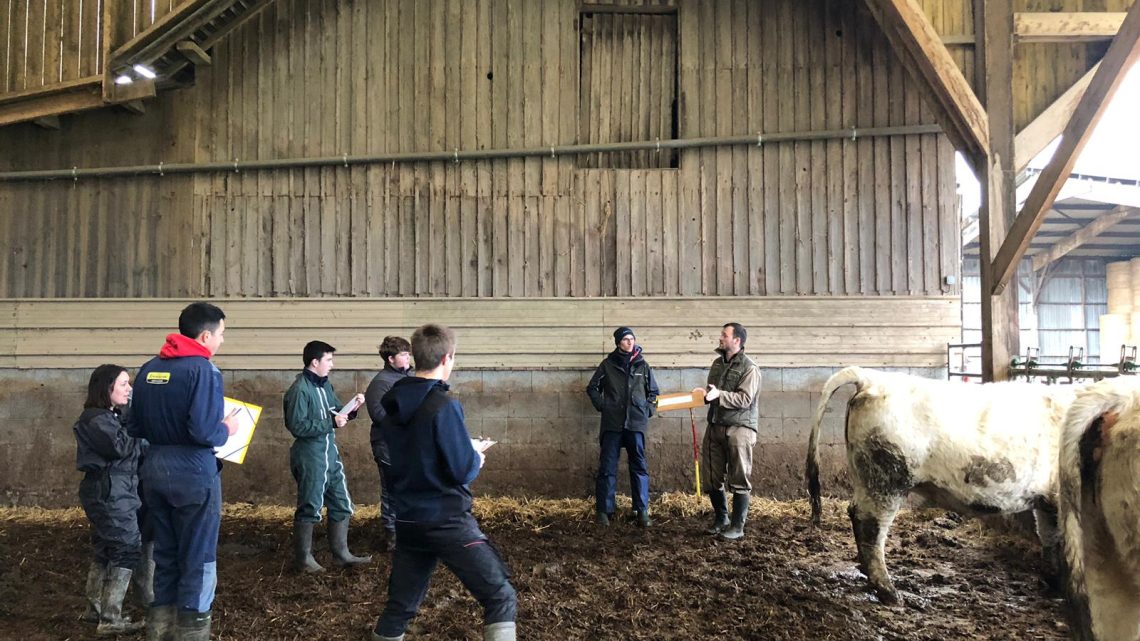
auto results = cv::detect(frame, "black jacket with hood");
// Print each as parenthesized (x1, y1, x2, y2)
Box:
(586, 346, 660, 434)
(379, 376, 481, 523)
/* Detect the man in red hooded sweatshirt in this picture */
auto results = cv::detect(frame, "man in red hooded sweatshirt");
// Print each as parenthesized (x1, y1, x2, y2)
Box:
(128, 302, 238, 641)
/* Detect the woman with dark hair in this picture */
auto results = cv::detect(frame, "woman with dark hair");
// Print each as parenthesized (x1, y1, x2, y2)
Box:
(74, 364, 147, 635)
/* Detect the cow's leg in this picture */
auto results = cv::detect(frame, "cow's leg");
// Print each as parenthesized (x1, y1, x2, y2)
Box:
(1031, 501, 1063, 592)
(849, 493, 905, 606)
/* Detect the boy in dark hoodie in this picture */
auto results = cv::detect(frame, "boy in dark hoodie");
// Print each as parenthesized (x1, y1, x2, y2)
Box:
(586, 326, 660, 527)
(127, 302, 239, 641)
(371, 324, 517, 641)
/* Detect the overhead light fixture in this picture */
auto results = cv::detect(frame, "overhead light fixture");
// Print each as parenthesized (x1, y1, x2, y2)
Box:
(133, 64, 157, 79)
(114, 74, 133, 85)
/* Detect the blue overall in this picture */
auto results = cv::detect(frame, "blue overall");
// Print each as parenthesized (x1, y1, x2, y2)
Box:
(128, 351, 229, 614)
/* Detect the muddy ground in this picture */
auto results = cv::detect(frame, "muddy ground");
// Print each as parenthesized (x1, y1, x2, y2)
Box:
(0, 495, 1071, 641)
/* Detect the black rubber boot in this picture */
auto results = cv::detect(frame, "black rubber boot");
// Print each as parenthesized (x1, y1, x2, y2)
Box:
(83, 562, 105, 623)
(293, 521, 325, 574)
(636, 510, 651, 528)
(595, 511, 611, 527)
(705, 489, 730, 534)
(176, 610, 212, 641)
(329, 518, 372, 567)
(96, 566, 145, 635)
(145, 605, 177, 641)
(719, 493, 750, 540)
(135, 542, 155, 608)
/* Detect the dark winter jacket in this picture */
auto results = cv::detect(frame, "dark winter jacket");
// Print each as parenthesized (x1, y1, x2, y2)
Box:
(379, 376, 481, 523)
(75, 408, 144, 475)
(366, 364, 411, 446)
(586, 346, 660, 434)
(128, 346, 229, 488)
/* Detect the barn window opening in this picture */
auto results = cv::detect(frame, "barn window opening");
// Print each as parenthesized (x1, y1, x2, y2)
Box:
(578, 7, 679, 169)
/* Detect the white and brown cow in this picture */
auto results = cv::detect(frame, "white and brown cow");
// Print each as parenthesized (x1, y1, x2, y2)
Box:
(1059, 377, 1140, 641)
(805, 366, 1074, 606)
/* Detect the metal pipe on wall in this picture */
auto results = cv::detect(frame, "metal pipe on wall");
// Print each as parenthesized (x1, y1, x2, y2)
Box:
(0, 124, 943, 182)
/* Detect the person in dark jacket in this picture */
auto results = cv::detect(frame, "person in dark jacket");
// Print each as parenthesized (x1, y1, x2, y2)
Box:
(74, 364, 146, 635)
(127, 302, 239, 641)
(365, 335, 413, 552)
(586, 327, 660, 527)
(284, 340, 371, 573)
(371, 324, 517, 641)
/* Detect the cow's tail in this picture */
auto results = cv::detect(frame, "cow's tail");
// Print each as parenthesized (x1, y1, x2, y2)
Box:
(1057, 381, 1133, 641)
(806, 366, 870, 526)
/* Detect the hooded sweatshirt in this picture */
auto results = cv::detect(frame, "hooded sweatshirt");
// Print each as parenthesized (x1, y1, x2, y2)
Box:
(379, 376, 481, 523)
(128, 333, 229, 486)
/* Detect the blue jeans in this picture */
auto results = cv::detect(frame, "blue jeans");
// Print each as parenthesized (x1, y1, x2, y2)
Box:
(595, 429, 650, 514)
(374, 513, 516, 637)
(143, 471, 221, 613)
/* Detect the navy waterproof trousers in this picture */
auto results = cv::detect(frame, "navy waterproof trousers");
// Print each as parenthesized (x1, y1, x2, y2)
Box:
(595, 429, 650, 515)
(374, 513, 516, 638)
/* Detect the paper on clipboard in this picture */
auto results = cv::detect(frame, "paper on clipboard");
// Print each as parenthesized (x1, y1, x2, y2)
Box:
(655, 390, 706, 412)
(215, 397, 262, 464)
(471, 438, 497, 453)
(332, 395, 363, 417)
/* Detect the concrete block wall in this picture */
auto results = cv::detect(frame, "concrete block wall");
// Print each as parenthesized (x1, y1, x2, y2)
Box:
(0, 366, 944, 507)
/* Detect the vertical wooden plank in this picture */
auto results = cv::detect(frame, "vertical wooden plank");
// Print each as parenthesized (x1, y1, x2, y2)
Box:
(615, 169, 631, 296)
(809, 1, 828, 295)
(872, 17, 891, 295)
(841, 0, 859, 296)
(600, 170, 616, 296)
(938, 136, 957, 297)
(744, 0, 762, 295)
(584, 170, 601, 296)
(661, 170, 678, 295)
(889, 60, 907, 294)
(823, 0, 843, 295)
(792, 0, 813, 295)
(630, 170, 648, 296)
(25, 0, 46, 89)
(10, 0, 29, 91)
(43, 0, 62, 84)
(714, 4, 734, 294)
(730, 0, 749, 296)
(646, 168, 663, 295)
(0, 0, 11, 93)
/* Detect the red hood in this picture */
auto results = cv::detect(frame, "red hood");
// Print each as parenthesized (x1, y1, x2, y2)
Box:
(158, 333, 213, 360)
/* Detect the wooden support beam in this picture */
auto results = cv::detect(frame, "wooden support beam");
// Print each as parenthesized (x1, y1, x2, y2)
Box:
(176, 40, 212, 66)
(111, 0, 235, 68)
(991, 1, 1140, 295)
(0, 90, 104, 127)
(863, 0, 990, 158)
(1014, 62, 1099, 174)
(31, 116, 61, 130)
(1031, 206, 1136, 271)
(104, 79, 157, 105)
(976, 0, 1019, 383)
(1015, 12, 1126, 43)
(119, 100, 146, 116)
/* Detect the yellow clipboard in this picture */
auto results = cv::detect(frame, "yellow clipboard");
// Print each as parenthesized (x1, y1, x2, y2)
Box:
(214, 397, 262, 464)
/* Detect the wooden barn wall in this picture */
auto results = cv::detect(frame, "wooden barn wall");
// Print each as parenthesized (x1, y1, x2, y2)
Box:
(0, 0, 187, 94)
(0, 297, 962, 369)
(1, 0, 962, 299)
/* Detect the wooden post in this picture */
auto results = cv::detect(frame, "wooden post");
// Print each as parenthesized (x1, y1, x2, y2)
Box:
(976, 0, 1019, 381)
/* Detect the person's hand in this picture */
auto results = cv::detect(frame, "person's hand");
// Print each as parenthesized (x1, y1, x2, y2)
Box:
(704, 384, 721, 401)
(478, 451, 486, 468)
(334, 413, 348, 428)
(353, 393, 365, 407)
(223, 410, 241, 436)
